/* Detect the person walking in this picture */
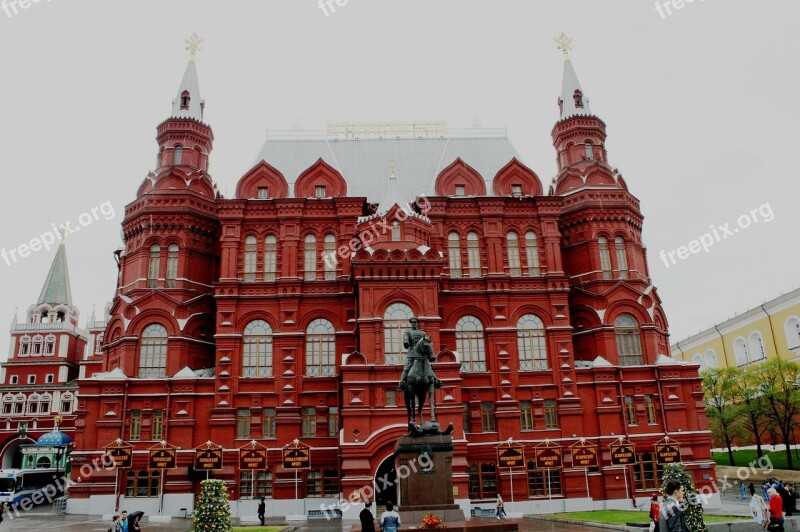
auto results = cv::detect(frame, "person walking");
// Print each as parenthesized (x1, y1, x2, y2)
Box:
(649, 494, 661, 532)
(109, 514, 123, 532)
(740, 482, 747, 500)
(659, 480, 688, 532)
(495, 494, 506, 519)
(749, 484, 770, 529)
(380, 502, 401, 532)
(768, 487, 784, 532)
(257, 496, 266, 526)
(359, 501, 376, 532)
(120, 511, 129, 532)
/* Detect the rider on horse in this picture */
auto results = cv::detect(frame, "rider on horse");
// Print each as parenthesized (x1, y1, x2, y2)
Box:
(397, 317, 443, 391)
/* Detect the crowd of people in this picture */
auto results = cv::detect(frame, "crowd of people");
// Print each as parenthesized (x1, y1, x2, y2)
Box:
(108, 510, 142, 532)
(746, 479, 798, 531)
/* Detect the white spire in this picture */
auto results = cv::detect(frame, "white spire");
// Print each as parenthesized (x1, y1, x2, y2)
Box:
(376, 161, 412, 215)
(170, 34, 204, 121)
(555, 33, 592, 120)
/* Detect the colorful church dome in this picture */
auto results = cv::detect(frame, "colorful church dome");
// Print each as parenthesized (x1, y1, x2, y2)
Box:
(35, 430, 73, 446)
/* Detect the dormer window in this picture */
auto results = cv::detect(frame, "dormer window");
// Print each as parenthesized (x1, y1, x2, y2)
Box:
(511, 184, 522, 197)
(454, 185, 466, 196)
(573, 90, 584, 109)
(257, 187, 269, 199)
(315, 185, 327, 198)
(180, 90, 191, 110)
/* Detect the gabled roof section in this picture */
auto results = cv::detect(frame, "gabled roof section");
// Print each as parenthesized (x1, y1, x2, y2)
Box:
(170, 60, 204, 121)
(37, 241, 72, 306)
(251, 130, 520, 204)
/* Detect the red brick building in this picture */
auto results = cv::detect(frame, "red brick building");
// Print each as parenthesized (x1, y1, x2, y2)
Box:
(65, 44, 715, 517)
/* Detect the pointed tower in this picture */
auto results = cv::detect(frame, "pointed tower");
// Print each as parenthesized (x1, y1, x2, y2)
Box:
(106, 34, 219, 380)
(1, 241, 84, 453)
(552, 35, 670, 365)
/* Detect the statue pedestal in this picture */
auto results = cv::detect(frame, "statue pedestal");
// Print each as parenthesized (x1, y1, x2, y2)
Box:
(394, 432, 465, 524)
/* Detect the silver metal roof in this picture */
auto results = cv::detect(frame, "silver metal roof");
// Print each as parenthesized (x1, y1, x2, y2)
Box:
(559, 59, 592, 120)
(251, 130, 522, 203)
(170, 60, 204, 121)
(37, 241, 72, 306)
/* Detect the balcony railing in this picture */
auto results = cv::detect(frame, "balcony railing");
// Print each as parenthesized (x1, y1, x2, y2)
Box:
(11, 322, 80, 334)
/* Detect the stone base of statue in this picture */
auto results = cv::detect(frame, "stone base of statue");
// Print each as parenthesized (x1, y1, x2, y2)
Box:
(394, 426, 465, 525)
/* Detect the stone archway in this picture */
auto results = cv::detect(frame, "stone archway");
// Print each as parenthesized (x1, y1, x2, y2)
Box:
(374, 455, 398, 508)
(1, 440, 28, 469)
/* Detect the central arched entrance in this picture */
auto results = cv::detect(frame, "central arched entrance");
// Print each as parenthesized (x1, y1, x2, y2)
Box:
(374, 456, 398, 507)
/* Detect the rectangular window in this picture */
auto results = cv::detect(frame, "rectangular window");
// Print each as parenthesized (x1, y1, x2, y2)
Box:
(257, 187, 269, 199)
(511, 184, 523, 197)
(27, 375, 35, 384)
(244, 238, 258, 282)
(454, 185, 466, 196)
(304, 238, 317, 281)
(236, 408, 251, 439)
(9, 376, 17, 385)
(633, 453, 663, 490)
(520, 401, 533, 431)
(467, 236, 481, 277)
(147, 247, 160, 288)
(624, 396, 637, 426)
(323, 237, 336, 281)
(264, 237, 277, 281)
(385, 390, 396, 407)
(467, 463, 497, 499)
(240, 470, 273, 498)
(165, 246, 178, 288)
(315, 185, 327, 198)
(528, 467, 562, 496)
(481, 402, 496, 432)
(645, 397, 657, 425)
(302, 407, 316, 437)
(323, 469, 339, 497)
(152, 410, 164, 440)
(262, 408, 276, 438)
(544, 399, 558, 429)
(306, 470, 322, 497)
(328, 407, 338, 437)
(615, 238, 629, 280)
(130, 410, 142, 441)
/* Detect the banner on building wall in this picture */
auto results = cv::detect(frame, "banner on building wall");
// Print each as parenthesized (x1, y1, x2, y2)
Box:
(194, 447, 223, 471)
(655, 441, 681, 465)
(609, 443, 636, 465)
(239, 448, 268, 470)
(571, 443, 598, 468)
(533, 443, 562, 469)
(104, 443, 133, 469)
(497, 445, 526, 469)
(148, 447, 177, 469)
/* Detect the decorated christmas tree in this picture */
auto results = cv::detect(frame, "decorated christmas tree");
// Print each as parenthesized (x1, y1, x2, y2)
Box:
(661, 463, 708, 532)
(193, 479, 233, 532)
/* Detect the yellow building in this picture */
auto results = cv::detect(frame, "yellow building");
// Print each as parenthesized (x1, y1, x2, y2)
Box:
(671, 288, 800, 369)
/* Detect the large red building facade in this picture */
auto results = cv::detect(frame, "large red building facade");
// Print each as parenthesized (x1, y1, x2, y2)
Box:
(66, 44, 715, 518)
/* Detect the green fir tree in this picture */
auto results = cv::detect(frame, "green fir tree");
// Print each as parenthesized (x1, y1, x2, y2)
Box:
(661, 463, 709, 532)
(193, 479, 233, 532)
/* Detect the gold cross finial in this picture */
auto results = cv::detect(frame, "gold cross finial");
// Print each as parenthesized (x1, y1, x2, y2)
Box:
(185, 33, 204, 62)
(554, 32, 573, 60)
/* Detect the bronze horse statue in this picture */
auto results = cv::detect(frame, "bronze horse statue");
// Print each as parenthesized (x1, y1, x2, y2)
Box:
(402, 335, 437, 425)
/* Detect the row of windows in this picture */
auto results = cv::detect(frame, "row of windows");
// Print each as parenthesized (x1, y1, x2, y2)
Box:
(136, 310, 647, 378)
(147, 244, 179, 288)
(6, 374, 55, 385)
(236, 407, 337, 439)
(17, 335, 56, 356)
(624, 396, 658, 426)
(1, 393, 73, 415)
(129, 410, 164, 441)
(239, 469, 338, 499)
(690, 317, 800, 370)
(448, 231, 541, 278)
(466, 400, 559, 434)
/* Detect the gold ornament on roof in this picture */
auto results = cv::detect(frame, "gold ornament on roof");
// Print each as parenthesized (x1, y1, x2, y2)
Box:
(554, 32, 573, 60)
(185, 33, 204, 62)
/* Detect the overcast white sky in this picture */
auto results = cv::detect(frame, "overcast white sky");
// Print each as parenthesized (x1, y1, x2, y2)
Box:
(0, 1, 798, 359)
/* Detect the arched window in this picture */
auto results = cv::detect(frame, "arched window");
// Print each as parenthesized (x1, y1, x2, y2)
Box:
(139, 324, 168, 378)
(507, 232, 521, 276)
(584, 141, 593, 160)
(44, 334, 56, 355)
(12, 394, 24, 415)
(1, 394, 13, 415)
(19, 336, 30, 355)
(180, 90, 190, 109)
(60, 393, 73, 414)
(733, 338, 749, 367)
(383, 303, 414, 365)
(147, 244, 160, 288)
(615, 237, 629, 279)
(748, 332, 766, 362)
(786, 317, 800, 351)
(173, 146, 183, 165)
(323, 234, 336, 280)
(27, 394, 39, 415)
(39, 393, 51, 414)
(448, 232, 462, 278)
(467, 232, 480, 277)
(242, 320, 273, 378)
(517, 314, 547, 371)
(693, 354, 705, 369)
(391, 221, 401, 241)
(525, 232, 540, 277)
(705, 349, 717, 369)
(244, 236, 258, 282)
(598, 238, 611, 280)
(304, 235, 317, 281)
(165, 244, 179, 288)
(456, 316, 486, 373)
(32, 335, 43, 356)
(615, 314, 643, 366)
(36, 456, 51, 469)
(264, 235, 277, 281)
(306, 319, 335, 377)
